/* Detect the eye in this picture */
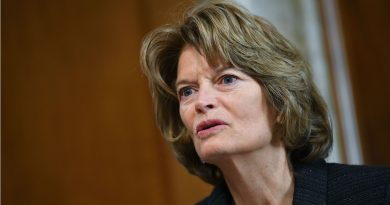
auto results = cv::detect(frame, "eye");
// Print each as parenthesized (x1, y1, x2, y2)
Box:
(178, 87, 194, 98)
(222, 75, 238, 85)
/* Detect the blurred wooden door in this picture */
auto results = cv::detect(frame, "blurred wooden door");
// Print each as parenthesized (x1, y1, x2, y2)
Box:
(335, 0, 390, 165)
(2, 0, 211, 204)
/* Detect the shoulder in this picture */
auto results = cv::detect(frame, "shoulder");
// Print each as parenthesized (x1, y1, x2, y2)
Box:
(197, 161, 390, 205)
(326, 162, 390, 204)
(293, 159, 390, 205)
(327, 162, 390, 183)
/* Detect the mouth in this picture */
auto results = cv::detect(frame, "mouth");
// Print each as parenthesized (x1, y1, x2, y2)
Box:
(196, 119, 227, 134)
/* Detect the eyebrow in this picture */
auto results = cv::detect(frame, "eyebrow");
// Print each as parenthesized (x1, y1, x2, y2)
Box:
(175, 66, 234, 89)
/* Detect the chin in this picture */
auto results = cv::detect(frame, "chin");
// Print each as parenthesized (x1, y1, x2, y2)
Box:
(195, 139, 231, 163)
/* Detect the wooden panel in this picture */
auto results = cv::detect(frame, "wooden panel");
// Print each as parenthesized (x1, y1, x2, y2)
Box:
(2, 0, 211, 204)
(336, 0, 390, 165)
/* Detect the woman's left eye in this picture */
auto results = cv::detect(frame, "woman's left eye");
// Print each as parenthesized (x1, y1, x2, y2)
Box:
(222, 75, 238, 84)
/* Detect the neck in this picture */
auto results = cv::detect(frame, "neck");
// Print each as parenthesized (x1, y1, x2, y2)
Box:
(214, 145, 294, 205)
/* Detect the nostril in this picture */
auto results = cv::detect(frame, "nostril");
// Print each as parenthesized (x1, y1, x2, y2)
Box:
(206, 104, 214, 109)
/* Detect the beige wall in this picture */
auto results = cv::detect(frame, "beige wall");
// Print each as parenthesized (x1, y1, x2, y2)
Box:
(2, 0, 211, 204)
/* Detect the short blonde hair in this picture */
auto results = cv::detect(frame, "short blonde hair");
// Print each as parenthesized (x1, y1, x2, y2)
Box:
(140, 0, 332, 185)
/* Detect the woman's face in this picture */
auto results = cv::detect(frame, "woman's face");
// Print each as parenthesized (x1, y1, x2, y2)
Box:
(176, 46, 278, 163)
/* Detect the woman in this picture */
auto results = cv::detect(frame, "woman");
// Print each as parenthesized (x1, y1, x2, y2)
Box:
(140, 0, 390, 204)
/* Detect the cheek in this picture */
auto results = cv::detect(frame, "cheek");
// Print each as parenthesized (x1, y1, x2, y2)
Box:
(233, 90, 274, 133)
(179, 106, 194, 132)
(233, 92, 262, 118)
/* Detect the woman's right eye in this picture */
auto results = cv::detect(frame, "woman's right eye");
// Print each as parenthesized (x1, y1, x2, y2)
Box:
(178, 87, 194, 98)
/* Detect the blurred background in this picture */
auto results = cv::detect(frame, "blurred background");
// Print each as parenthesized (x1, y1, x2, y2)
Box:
(2, 0, 389, 204)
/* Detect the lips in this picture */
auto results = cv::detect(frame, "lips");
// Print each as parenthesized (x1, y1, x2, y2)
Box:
(196, 119, 227, 134)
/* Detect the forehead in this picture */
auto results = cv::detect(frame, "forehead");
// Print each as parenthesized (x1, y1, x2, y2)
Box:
(176, 45, 229, 78)
(177, 46, 206, 71)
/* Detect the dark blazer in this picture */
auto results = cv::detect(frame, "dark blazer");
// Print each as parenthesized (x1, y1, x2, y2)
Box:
(196, 159, 390, 205)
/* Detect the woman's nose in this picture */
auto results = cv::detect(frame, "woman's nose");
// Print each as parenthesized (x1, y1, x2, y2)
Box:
(194, 88, 217, 114)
